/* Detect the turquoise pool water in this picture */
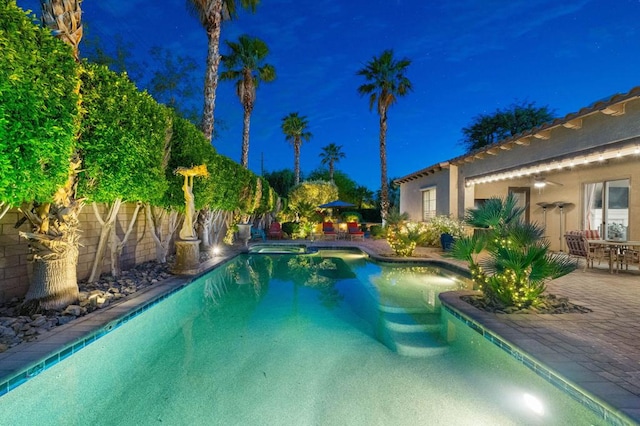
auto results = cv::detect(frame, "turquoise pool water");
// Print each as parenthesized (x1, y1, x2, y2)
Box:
(0, 250, 605, 425)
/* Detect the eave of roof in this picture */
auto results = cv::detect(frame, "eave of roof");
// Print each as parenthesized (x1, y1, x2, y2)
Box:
(394, 162, 450, 184)
(449, 86, 640, 166)
(395, 86, 640, 185)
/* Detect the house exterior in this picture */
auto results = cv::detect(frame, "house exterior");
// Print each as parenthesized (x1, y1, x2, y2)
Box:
(396, 87, 640, 251)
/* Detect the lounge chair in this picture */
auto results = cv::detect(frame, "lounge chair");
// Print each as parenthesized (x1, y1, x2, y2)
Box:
(347, 222, 364, 240)
(268, 222, 283, 239)
(322, 221, 337, 240)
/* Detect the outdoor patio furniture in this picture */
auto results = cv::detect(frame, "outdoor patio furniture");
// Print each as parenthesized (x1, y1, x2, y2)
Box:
(268, 222, 283, 239)
(564, 233, 594, 271)
(347, 222, 364, 240)
(251, 227, 266, 241)
(322, 221, 337, 240)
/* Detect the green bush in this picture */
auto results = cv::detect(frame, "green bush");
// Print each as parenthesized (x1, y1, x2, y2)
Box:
(0, 1, 79, 206)
(421, 215, 466, 247)
(369, 224, 384, 238)
(449, 195, 575, 309)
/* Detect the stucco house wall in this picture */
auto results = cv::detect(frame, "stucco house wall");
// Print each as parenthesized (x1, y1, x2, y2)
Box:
(397, 87, 640, 251)
(398, 166, 453, 220)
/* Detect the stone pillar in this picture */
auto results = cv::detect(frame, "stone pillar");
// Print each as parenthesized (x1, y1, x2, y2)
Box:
(172, 240, 201, 275)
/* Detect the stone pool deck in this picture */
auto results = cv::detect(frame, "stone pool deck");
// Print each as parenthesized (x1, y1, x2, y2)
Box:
(1, 238, 639, 425)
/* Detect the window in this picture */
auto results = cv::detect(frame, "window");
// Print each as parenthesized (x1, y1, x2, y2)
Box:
(583, 179, 629, 240)
(422, 187, 436, 220)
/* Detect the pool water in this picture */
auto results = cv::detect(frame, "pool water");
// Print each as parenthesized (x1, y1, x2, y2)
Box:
(0, 251, 605, 425)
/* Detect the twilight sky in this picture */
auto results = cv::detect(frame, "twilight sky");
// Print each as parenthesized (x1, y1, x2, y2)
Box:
(18, 0, 640, 191)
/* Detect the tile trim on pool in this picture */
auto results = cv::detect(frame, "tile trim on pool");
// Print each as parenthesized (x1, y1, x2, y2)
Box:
(0, 280, 191, 398)
(442, 303, 634, 426)
(0, 254, 238, 399)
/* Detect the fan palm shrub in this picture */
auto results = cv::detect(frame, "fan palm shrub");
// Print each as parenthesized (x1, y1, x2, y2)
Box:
(449, 194, 575, 309)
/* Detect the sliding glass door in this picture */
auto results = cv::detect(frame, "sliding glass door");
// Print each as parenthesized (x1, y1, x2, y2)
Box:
(583, 179, 629, 240)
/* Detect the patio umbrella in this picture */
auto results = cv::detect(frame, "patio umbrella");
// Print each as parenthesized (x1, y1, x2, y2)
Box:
(318, 200, 356, 223)
(318, 200, 355, 208)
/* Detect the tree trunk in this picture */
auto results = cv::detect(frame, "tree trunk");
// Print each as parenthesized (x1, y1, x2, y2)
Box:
(109, 202, 142, 277)
(294, 139, 301, 185)
(146, 204, 179, 263)
(22, 254, 78, 314)
(88, 200, 122, 283)
(0, 203, 9, 222)
(379, 109, 389, 224)
(200, 0, 224, 142)
(241, 104, 252, 168)
(197, 208, 215, 249)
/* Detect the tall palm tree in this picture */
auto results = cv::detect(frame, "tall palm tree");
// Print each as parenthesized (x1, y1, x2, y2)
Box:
(186, 0, 260, 142)
(41, 0, 83, 61)
(220, 34, 276, 168)
(319, 143, 345, 182)
(281, 112, 312, 185)
(19, 0, 85, 312)
(357, 49, 412, 223)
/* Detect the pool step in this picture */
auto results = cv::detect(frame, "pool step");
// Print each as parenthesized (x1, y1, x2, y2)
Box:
(391, 330, 449, 357)
(378, 306, 448, 357)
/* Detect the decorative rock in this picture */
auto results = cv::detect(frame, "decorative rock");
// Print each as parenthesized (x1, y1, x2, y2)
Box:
(63, 305, 83, 317)
(0, 325, 16, 337)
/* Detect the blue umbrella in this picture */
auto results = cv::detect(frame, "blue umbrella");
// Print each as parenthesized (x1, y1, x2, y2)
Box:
(318, 200, 355, 208)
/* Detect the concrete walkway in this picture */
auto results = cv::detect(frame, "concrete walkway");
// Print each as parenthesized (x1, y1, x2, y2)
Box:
(1, 238, 639, 424)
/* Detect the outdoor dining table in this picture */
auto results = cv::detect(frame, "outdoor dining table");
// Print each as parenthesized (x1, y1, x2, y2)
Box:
(588, 239, 640, 273)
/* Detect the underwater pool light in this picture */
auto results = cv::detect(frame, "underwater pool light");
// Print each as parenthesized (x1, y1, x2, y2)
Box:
(523, 393, 544, 415)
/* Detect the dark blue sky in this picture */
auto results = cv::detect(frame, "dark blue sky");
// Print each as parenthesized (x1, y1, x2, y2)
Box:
(18, 0, 640, 191)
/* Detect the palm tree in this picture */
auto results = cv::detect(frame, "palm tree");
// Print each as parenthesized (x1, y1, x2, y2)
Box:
(319, 143, 345, 182)
(281, 113, 312, 185)
(357, 49, 412, 223)
(220, 35, 276, 168)
(19, 0, 85, 312)
(186, 0, 260, 142)
(41, 0, 83, 61)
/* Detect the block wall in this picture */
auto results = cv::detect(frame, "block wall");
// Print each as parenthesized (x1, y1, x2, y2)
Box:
(0, 203, 173, 303)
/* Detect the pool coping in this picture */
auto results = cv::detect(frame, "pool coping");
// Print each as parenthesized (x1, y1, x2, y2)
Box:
(0, 254, 233, 397)
(440, 291, 639, 426)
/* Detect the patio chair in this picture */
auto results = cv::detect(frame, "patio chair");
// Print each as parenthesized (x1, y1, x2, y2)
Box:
(347, 222, 365, 240)
(620, 247, 640, 271)
(268, 222, 283, 240)
(251, 227, 266, 241)
(322, 221, 337, 240)
(564, 233, 593, 271)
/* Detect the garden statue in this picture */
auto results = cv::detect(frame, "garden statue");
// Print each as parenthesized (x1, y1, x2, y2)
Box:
(176, 165, 208, 240)
(172, 164, 208, 275)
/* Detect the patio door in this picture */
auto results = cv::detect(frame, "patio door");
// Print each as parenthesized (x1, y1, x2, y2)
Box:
(583, 179, 629, 239)
(508, 187, 530, 223)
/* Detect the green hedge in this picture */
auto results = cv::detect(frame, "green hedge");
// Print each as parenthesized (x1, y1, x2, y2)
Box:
(0, 0, 79, 205)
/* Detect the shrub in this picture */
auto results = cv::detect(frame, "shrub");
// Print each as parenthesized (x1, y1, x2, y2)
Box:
(421, 215, 466, 247)
(369, 225, 384, 238)
(384, 212, 428, 256)
(449, 194, 575, 309)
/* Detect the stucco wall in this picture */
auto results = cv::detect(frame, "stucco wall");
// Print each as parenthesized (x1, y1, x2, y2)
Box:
(469, 157, 639, 251)
(0, 203, 169, 303)
(399, 168, 453, 221)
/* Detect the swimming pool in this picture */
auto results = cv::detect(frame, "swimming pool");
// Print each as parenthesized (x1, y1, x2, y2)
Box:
(0, 250, 606, 425)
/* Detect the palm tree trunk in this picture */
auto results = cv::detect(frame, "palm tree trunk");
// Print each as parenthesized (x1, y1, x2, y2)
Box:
(241, 104, 252, 168)
(294, 139, 301, 185)
(200, 0, 224, 142)
(379, 110, 389, 223)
